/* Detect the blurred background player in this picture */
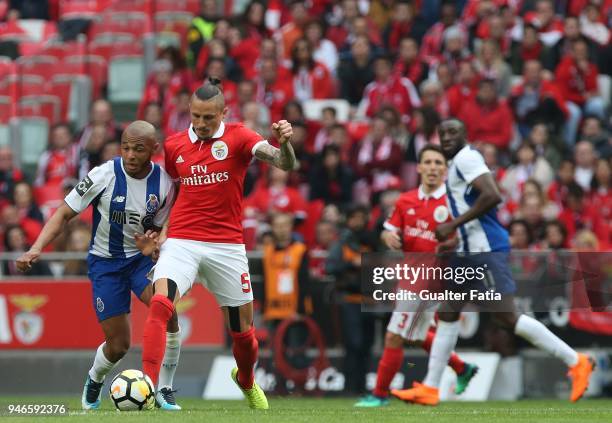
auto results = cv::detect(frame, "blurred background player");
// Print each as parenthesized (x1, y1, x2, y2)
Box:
(141, 78, 297, 410)
(392, 119, 594, 406)
(355, 144, 477, 407)
(15, 121, 182, 411)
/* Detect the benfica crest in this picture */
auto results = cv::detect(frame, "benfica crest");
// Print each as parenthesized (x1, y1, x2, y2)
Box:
(9, 295, 48, 345)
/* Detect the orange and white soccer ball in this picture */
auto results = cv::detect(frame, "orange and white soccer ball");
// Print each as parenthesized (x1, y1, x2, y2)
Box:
(109, 369, 155, 411)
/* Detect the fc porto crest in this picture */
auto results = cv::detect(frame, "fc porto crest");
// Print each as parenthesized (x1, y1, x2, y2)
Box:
(146, 194, 160, 214)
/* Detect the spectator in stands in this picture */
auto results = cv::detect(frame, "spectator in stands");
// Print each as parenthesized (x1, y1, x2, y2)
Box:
(580, 117, 611, 159)
(99, 141, 120, 163)
(328, 123, 353, 162)
(515, 193, 547, 241)
(262, 212, 310, 323)
(558, 182, 608, 247)
(143, 102, 164, 142)
(326, 204, 377, 394)
(290, 38, 335, 101)
(158, 46, 193, 97)
(418, 79, 448, 119)
(501, 142, 554, 203)
(77, 99, 121, 177)
(351, 115, 402, 204)
(420, 1, 466, 65)
(305, 20, 339, 75)
(165, 90, 191, 137)
(227, 24, 261, 81)
(590, 158, 611, 247)
(328, 0, 382, 52)
(522, 0, 564, 47)
(311, 107, 339, 154)
(555, 38, 606, 145)
(62, 222, 90, 276)
(186, 0, 218, 68)
(549, 16, 593, 71)
(523, 178, 560, 220)
(360, 55, 420, 121)
(480, 143, 506, 185)
(459, 79, 515, 150)
(508, 219, 534, 250)
(574, 140, 597, 191)
(383, 0, 426, 53)
(510, 24, 552, 75)
(245, 167, 308, 224)
(509, 59, 567, 139)
(474, 10, 513, 59)
(404, 107, 441, 189)
(35, 123, 78, 187)
(309, 144, 354, 209)
(7, 0, 49, 20)
(138, 59, 175, 120)
(1, 204, 41, 249)
(393, 37, 429, 87)
(474, 39, 513, 98)
(310, 220, 338, 278)
(437, 24, 473, 74)
(579, 3, 610, 47)
(528, 123, 564, 170)
(242, 0, 268, 41)
(447, 60, 479, 117)
(2, 225, 51, 276)
(337, 35, 375, 106)
(242, 101, 270, 139)
(0, 146, 23, 210)
(275, 0, 309, 59)
(547, 158, 576, 207)
(256, 58, 294, 122)
(542, 220, 568, 250)
(13, 181, 44, 223)
(573, 230, 600, 251)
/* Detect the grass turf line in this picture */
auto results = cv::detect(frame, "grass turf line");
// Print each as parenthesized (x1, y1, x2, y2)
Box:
(0, 397, 611, 422)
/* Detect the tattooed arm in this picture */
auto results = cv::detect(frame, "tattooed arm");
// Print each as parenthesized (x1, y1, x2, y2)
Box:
(253, 120, 297, 171)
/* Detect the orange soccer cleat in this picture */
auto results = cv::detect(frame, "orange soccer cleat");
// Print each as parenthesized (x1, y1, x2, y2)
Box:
(568, 353, 595, 402)
(391, 382, 440, 406)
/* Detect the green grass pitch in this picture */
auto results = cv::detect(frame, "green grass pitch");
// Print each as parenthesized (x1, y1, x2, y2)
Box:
(1, 397, 612, 422)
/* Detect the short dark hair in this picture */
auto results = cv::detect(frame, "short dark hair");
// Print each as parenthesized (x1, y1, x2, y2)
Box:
(346, 204, 369, 219)
(418, 144, 446, 163)
(193, 78, 223, 101)
(508, 219, 534, 245)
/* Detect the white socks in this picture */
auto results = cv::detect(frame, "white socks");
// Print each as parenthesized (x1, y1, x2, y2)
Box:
(514, 314, 578, 367)
(88, 342, 118, 383)
(158, 329, 182, 390)
(423, 321, 460, 388)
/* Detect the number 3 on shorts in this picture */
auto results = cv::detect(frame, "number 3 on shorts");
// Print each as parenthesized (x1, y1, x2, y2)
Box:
(241, 273, 251, 293)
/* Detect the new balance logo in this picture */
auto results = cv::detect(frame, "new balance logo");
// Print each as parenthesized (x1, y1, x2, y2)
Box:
(112, 196, 125, 203)
(407, 208, 416, 215)
(176, 155, 184, 164)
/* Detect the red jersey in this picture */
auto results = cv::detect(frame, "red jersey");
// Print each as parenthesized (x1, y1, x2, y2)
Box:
(384, 185, 450, 253)
(164, 122, 267, 243)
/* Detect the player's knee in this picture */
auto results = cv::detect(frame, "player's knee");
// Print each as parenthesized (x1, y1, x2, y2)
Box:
(106, 337, 130, 361)
(385, 332, 403, 348)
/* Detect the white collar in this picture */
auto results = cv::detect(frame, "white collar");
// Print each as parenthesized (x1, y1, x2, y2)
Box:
(188, 122, 225, 143)
(418, 184, 446, 200)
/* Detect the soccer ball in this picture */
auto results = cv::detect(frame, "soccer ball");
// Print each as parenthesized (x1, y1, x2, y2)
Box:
(109, 369, 155, 411)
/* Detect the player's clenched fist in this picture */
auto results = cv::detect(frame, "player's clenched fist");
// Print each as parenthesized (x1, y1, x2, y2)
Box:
(15, 248, 41, 272)
(271, 120, 293, 144)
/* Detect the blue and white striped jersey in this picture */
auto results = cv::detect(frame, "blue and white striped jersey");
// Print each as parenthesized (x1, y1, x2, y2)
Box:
(445, 145, 510, 252)
(65, 157, 175, 258)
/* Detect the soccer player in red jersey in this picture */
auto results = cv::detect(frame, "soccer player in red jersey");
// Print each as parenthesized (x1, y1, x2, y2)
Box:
(355, 145, 477, 407)
(141, 79, 297, 409)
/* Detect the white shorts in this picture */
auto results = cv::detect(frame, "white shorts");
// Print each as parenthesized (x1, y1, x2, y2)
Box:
(387, 310, 435, 341)
(152, 238, 253, 307)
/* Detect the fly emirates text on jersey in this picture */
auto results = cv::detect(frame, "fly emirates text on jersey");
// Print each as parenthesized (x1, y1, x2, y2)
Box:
(181, 164, 229, 186)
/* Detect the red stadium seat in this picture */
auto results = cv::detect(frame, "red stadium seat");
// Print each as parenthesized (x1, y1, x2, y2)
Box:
(0, 95, 11, 123)
(48, 77, 73, 122)
(38, 42, 72, 61)
(15, 75, 46, 97)
(153, 0, 199, 14)
(18, 95, 61, 124)
(154, 11, 194, 30)
(89, 41, 143, 61)
(105, 0, 150, 14)
(59, 0, 99, 20)
(89, 12, 152, 39)
(16, 56, 59, 80)
(63, 55, 107, 99)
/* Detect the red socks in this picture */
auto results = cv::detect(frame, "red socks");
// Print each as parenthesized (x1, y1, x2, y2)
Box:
(422, 328, 466, 375)
(142, 295, 174, 386)
(373, 347, 404, 397)
(231, 326, 258, 389)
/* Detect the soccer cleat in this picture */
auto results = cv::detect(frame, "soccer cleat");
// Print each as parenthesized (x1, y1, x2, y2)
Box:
(391, 382, 440, 406)
(155, 387, 182, 410)
(568, 353, 595, 402)
(231, 367, 269, 410)
(455, 362, 479, 395)
(354, 394, 390, 407)
(81, 376, 103, 410)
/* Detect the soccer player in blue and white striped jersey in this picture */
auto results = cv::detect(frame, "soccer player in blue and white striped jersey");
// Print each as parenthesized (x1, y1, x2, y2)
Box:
(16, 121, 182, 411)
(392, 119, 594, 405)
